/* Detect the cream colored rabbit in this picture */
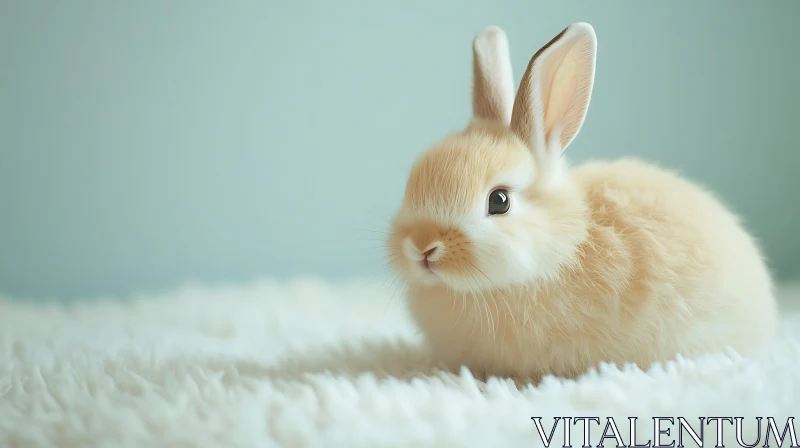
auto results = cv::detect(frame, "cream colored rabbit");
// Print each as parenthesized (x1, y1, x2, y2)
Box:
(385, 22, 779, 381)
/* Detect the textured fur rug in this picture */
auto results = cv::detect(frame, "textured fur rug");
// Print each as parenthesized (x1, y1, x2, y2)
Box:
(1, 278, 799, 447)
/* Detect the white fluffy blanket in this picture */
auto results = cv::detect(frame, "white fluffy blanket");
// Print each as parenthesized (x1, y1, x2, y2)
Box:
(1, 278, 800, 447)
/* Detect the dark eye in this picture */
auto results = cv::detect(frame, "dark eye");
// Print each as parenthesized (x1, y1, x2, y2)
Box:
(488, 189, 510, 215)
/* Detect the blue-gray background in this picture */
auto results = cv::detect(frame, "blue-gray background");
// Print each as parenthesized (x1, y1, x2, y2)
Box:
(1, 1, 798, 301)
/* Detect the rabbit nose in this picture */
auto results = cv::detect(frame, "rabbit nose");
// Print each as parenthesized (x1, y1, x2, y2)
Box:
(419, 241, 443, 261)
(423, 247, 438, 259)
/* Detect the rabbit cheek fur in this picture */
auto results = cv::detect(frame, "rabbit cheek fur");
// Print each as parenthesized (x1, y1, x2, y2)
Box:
(386, 23, 779, 381)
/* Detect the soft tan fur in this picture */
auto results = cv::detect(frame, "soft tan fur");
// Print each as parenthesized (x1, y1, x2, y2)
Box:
(386, 23, 779, 382)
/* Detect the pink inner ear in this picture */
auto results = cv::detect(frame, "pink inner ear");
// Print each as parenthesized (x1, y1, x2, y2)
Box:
(541, 32, 596, 152)
(509, 23, 596, 156)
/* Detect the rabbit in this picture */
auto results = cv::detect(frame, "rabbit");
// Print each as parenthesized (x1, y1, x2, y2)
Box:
(384, 22, 780, 382)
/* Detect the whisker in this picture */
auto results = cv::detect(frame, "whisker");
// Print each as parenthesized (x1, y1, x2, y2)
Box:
(460, 266, 481, 341)
(346, 229, 395, 236)
(475, 277, 496, 342)
(451, 291, 466, 330)
(356, 247, 394, 256)
(366, 257, 399, 286)
(377, 269, 398, 293)
(383, 275, 407, 319)
(467, 270, 490, 338)
(499, 291, 518, 330)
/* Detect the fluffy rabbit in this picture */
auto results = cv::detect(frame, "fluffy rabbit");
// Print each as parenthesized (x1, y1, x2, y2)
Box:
(385, 22, 779, 381)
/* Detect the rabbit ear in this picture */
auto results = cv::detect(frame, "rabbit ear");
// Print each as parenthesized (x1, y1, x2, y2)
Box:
(510, 23, 596, 156)
(471, 26, 515, 125)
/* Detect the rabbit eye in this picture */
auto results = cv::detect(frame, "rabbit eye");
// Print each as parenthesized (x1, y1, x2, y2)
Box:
(488, 189, 510, 215)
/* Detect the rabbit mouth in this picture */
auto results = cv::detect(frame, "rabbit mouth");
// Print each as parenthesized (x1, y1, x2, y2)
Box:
(418, 259, 439, 276)
(419, 257, 432, 271)
(414, 259, 443, 283)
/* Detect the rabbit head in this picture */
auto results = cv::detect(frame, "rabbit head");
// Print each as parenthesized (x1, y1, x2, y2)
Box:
(387, 23, 597, 293)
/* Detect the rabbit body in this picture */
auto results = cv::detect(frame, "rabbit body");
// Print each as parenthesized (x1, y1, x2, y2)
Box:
(404, 149, 777, 380)
(386, 23, 778, 381)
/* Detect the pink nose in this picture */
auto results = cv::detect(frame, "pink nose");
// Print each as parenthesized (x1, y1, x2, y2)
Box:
(419, 246, 438, 271)
(423, 247, 437, 259)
